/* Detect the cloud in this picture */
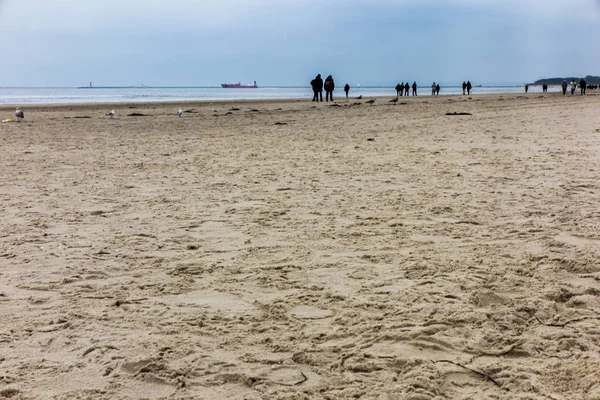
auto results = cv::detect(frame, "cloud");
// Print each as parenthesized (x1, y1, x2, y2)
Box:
(0, 0, 317, 34)
(0, 0, 597, 86)
(1, 0, 597, 36)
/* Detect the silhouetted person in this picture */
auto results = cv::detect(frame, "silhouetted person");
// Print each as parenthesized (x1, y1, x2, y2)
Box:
(580, 78, 586, 95)
(412, 81, 417, 96)
(436, 84, 440, 96)
(396, 83, 403, 97)
(570, 80, 576, 95)
(561, 80, 568, 95)
(525, 84, 529, 93)
(311, 74, 323, 102)
(431, 82, 436, 96)
(462, 81, 467, 95)
(344, 83, 350, 98)
(466, 81, 472, 95)
(404, 82, 410, 96)
(324, 75, 335, 102)
(542, 83, 548, 93)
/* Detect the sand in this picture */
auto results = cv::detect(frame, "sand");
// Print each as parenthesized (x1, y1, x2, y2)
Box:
(1, 92, 600, 399)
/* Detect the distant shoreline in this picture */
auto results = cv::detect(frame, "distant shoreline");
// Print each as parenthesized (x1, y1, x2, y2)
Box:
(0, 91, 581, 111)
(0, 85, 571, 106)
(4, 85, 529, 90)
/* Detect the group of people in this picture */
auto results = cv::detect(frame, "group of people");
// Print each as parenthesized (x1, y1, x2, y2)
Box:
(310, 74, 338, 102)
(462, 81, 473, 95)
(561, 79, 588, 96)
(311, 74, 598, 100)
(536, 80, 596, 95)
(395, 82, 418, 96)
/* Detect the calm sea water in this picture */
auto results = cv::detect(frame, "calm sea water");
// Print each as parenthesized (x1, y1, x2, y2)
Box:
(0, 86, 559, 105)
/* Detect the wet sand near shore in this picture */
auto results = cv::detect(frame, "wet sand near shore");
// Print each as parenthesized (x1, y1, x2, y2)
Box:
(2, 92, 600, 399)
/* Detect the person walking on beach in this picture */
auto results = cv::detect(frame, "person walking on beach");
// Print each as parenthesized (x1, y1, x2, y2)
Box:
(431, 82, 436, 96)
(324, 75, 335, 102)
(462, 81, 467, 95)
(570, 80, 576, 96)
(435, 83, 440, 96)
(466, 81, 472, 95)
(580, 78, 586, 95)
(562, 80, 568, 95)
(311, 74, 323, 102)
(344, 83, 350, 98)
(412, 81, 417, 96)
(404, 82, 410, 96)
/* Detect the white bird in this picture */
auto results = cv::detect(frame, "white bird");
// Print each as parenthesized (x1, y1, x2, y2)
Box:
(106, 110, 116, 118)
(177, 108, 183, 117)
(15, 107, 24, 121)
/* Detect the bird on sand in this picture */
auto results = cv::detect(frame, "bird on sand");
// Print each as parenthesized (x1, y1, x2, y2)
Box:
(106, 110, 116, 118)
(389, 97, 398, 103)
(366, 99, 376, 104)
(176, 108, 183, 117)
(355, 95, 363, 100)
(15, 107, 24, 121)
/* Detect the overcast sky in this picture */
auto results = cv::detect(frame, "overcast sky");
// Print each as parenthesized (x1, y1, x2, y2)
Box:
(0, 0, 598, 87)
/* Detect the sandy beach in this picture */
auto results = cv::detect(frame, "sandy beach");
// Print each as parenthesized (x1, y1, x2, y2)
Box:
(2, 92, 600, 399)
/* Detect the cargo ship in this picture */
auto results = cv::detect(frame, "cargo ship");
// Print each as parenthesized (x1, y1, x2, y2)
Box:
(221, 81, 258, 88)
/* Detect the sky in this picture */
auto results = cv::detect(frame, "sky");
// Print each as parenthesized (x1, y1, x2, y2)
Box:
(0, 0, 598, 87)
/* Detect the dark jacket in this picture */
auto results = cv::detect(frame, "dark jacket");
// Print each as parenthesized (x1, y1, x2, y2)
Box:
(311, 74, 323, 91)
(412, 82, 417, 90)
(344, 84, 350, 92)
(396, 84, 402, 93)
(324, 75, 335, 91)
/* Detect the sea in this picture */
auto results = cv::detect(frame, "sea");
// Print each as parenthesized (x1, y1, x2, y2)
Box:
(0, 85, 560, 105)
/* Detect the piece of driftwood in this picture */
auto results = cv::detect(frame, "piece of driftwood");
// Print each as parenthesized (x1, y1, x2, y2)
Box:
(434, 360, 501, 388)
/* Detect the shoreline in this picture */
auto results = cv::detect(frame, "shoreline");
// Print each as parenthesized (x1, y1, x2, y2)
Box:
(0, 85, 578, 108)
(0, 90, 594, 112)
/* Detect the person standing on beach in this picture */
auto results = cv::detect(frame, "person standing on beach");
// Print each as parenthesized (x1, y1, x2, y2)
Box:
(412, 81, 417, 96)
(396, 83, 403, 97)
(324, 75, 335, 102)
(344, 83, 350, 98)
(525, 84, 529, 93)
(311, 74, 323, 102)
(542, 83, 548, 93)
(462, 81, 467, 95)
(580, 78, 586, 95)
(561, 80, 568, 95)
(404, 82, 410, 96)
(570, 80, 576, 95)
(435, 84, 440, 96)
(431, 82, 436, 96)
(466, 81, 472, 95)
